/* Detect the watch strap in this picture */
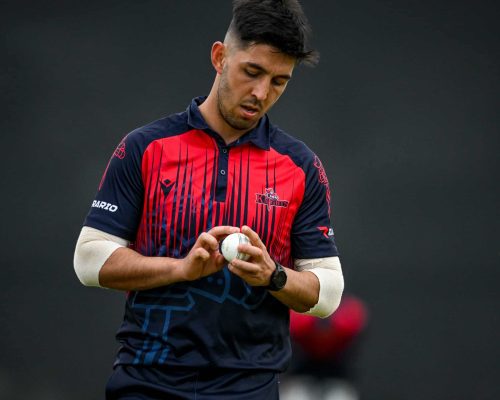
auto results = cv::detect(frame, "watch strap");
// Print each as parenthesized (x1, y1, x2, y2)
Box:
(265, 260, 287, 291)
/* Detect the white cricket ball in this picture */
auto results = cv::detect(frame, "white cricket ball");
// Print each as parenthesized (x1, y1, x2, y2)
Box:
(221, 233, 251, 263)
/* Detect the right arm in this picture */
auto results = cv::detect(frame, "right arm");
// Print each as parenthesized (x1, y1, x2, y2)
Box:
(74, 225, 239, 291)
(74, 130, 240, 291)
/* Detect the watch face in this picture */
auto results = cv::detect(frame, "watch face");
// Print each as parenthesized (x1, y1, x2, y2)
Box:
(273, 266, 287, 289)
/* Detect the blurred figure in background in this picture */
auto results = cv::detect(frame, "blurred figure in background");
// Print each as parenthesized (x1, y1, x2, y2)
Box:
(281, 294, 368, 400)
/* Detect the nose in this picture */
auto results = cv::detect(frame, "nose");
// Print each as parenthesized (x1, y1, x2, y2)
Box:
(251, 78, 270, 101)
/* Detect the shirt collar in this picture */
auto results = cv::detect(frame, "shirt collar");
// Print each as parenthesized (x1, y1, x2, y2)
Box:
(187, 96, 271, 150)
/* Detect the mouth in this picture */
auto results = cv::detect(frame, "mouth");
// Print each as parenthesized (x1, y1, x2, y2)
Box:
(240, 104, 260, 118)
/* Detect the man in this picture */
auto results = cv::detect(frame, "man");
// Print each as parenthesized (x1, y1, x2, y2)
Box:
(74, 0, 344, 398)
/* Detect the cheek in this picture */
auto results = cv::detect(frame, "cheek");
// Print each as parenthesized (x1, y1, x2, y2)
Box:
(223, 74, 246, 100)
(267, 87, 287, 106)
(219, 75, 237, 106)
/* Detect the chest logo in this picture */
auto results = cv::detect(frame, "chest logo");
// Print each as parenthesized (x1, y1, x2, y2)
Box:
(255, 188, 289, 211)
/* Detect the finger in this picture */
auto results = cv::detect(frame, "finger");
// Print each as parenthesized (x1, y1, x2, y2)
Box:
(237, 243, 263, 259)
(196, 232, 220, 251)
(228, 260, 263, 285)
(241, 225, 265, 249)
(227, 261, 255, 280)
(192, 247, 210, 261)
(207, 225, 240, 240)
(227, 262, 244, 279)
(229, 259, 260, 274)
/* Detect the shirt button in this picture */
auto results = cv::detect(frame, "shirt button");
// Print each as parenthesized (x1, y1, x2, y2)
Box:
(220, 169, 226, 175)
(222, 148, 228, 153)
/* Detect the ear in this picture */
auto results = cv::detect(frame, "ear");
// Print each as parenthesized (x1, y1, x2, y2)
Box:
(210, 41, 226, 74)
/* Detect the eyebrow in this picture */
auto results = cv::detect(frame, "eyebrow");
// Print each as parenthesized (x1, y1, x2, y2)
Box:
(244, 62, 292, 81)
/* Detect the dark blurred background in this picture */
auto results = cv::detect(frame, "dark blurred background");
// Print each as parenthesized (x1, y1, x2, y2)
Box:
(1, 1, 498, 399)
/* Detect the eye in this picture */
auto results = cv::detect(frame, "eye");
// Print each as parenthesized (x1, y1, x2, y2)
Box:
(272, 78, 287, 87)
(245, 69, 259, 77)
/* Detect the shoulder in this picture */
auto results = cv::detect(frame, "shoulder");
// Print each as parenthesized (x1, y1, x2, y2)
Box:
(124, 110, 191, 152)
(269, 125, 318, 171)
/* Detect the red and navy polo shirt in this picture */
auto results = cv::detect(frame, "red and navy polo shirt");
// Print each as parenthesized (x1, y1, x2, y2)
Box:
(84, 96, 339, 371)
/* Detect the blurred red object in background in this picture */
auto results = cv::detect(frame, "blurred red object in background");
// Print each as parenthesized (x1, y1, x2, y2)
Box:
(290, 295, 368, 361)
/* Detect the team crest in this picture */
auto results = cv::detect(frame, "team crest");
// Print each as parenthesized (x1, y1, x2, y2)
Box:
(255, 188, 289, 211)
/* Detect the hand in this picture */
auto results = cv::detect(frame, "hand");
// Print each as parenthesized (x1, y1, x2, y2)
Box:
(178, 226, 240, 281)
(227, 225, 275, 286)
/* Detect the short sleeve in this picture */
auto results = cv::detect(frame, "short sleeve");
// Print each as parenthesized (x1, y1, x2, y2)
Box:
(83, 131, 144, 241)
(291, 154, 339, 259)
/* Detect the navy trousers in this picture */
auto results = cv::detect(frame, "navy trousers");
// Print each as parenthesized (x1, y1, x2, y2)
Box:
(106, 365, 280, 400)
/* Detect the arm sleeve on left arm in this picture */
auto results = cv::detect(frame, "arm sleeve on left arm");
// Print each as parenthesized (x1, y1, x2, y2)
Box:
(294, 256, 344, 318)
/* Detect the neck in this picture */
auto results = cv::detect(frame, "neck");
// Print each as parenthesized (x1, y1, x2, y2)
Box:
(198, 83, 249, 145)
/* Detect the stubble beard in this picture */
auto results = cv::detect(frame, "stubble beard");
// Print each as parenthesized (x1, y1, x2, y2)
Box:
(216, 69, 256, 132)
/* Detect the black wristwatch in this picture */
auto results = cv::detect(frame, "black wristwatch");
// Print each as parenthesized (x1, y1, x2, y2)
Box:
(265, 261, 287, 291)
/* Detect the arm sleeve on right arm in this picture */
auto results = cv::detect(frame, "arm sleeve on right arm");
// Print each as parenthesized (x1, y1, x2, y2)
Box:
(73, 226, 129, 287)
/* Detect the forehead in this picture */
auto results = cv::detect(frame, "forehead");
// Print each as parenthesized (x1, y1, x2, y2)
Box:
(229, 43, 296, 75)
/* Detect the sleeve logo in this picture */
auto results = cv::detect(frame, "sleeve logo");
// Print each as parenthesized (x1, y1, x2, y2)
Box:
(318, 226, 335, 238)
(98, 140, 126, 191)
(92, 200, 118, 212)
(113, 141, 126, 159)
(313, 155, 331, 213)
(313, 156, 329, 186)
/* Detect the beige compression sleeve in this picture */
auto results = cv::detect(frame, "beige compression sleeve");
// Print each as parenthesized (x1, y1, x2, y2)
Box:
(73, 226, 129, 287)
(294, 256, 344, 318)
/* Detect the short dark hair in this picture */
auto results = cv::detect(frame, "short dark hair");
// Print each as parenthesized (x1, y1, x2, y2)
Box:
(228, 0, 319, 65)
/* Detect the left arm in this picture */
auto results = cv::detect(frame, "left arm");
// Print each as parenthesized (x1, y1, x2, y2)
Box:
(269, 267, 320, 313)
(228, 225, 344, 317)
